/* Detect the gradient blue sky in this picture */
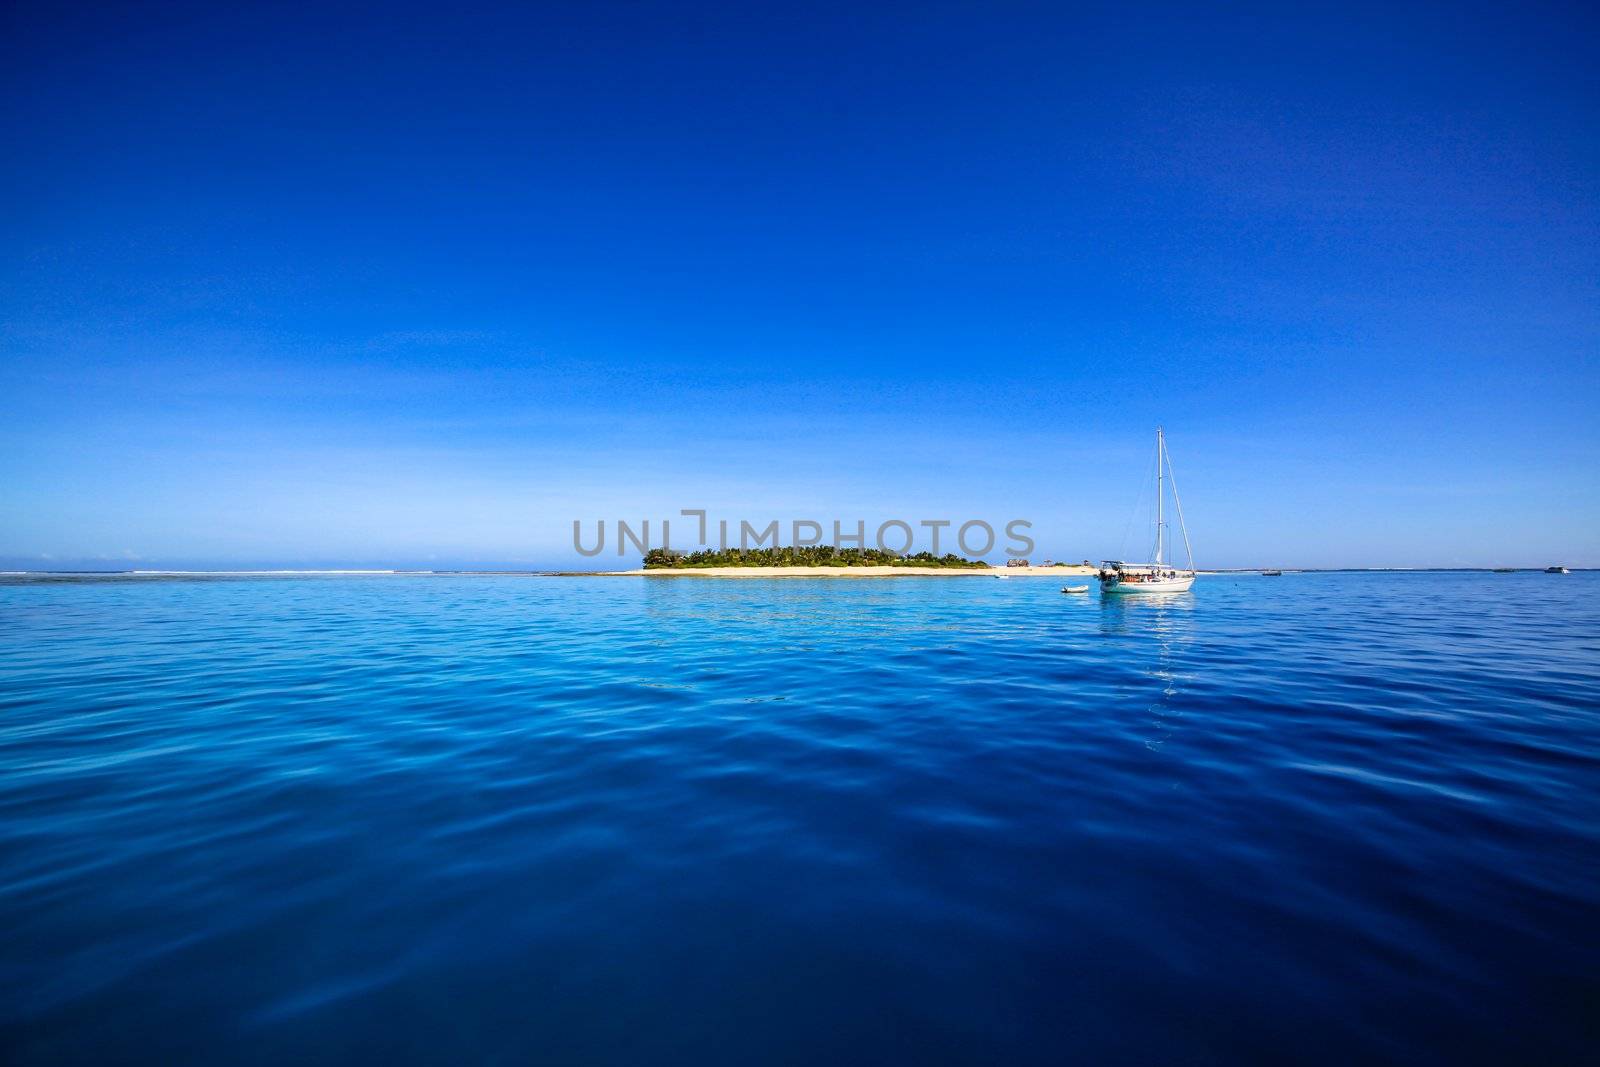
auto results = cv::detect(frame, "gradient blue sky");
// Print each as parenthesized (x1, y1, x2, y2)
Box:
(3, 1, 1596, 569)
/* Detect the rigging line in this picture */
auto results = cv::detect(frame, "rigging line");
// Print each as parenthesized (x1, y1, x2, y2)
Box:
(1117, 440, 1159, 560)
(1165, 438, 1195, 571)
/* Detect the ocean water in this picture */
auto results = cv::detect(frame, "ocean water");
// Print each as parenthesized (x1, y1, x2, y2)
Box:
(1, 571, 1596, 1065)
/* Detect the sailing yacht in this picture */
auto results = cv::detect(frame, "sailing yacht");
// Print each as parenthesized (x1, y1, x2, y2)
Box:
(1100, 427, 1197, 595)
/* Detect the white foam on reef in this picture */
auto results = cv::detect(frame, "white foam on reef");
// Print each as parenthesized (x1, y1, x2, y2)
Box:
(128, 569, 402, 575)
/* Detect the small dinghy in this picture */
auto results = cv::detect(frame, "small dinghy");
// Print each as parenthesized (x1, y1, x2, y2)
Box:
(1062, 585, 1089, 594)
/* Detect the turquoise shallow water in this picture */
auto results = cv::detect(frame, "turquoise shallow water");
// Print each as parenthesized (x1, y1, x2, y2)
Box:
(1, 571, 1596, 1064)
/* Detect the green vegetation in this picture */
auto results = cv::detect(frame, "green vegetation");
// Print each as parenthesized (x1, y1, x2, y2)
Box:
(643, 546, 987, 569)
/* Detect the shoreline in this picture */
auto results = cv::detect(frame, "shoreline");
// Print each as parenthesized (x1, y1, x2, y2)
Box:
(586, 565, 1100, 578)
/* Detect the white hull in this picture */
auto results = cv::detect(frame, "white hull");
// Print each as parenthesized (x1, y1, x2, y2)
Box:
(1101, 574, 1195, 594)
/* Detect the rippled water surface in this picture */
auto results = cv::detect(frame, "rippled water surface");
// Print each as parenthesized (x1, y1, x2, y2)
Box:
(2, 572, 1597, 1064)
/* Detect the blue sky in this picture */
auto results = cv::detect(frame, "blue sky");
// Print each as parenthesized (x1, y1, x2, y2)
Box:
(2, 1, 1596, 569)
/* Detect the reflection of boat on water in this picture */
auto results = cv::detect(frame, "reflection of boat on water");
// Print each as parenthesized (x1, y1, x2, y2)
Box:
(1100, 427, 1196, 596)
(1095, 587, 1195, 749)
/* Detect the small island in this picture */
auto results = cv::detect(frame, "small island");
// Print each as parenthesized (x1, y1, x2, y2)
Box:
(569, 547, 1100, 577)
(643, 547, 988, 569)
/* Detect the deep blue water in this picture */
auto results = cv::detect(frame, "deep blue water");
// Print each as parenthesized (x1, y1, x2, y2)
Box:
(1, 572, 1596, 1065)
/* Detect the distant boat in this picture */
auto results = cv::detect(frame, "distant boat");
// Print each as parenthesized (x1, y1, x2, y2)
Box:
(1062, 585, 1089, 594)
(1100, 427, 1196, 595)
(1262, 569, 1282, 576)
(1546, 566, 1570, 574)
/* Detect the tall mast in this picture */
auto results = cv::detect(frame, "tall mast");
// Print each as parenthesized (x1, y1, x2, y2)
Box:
(1155, 426, 1165, 565)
